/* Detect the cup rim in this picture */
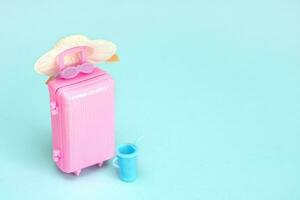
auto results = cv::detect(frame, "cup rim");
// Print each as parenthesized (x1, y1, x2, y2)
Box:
(117, 143, 137, 158)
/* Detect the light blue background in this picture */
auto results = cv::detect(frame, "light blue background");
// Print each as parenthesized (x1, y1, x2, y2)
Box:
(0, 0, 299, 199)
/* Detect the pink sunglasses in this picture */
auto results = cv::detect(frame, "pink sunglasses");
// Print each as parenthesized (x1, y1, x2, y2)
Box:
(56, 46, 95, 79)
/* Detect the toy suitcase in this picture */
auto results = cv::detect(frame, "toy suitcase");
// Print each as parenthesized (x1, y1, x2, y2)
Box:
(47, 47, 115, 176)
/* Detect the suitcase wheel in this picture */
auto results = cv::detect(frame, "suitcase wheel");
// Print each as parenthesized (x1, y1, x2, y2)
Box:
(98, 162, 103, 167)
(74, 169, 81, 176)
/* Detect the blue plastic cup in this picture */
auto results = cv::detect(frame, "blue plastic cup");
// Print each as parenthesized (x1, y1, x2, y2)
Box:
(113, 143, 138, 182)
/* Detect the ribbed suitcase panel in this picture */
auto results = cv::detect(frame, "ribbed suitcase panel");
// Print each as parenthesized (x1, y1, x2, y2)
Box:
(56, 75, 115, 173)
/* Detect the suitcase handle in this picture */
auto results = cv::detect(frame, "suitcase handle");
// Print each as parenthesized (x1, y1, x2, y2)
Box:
(57, 46, 88, 71)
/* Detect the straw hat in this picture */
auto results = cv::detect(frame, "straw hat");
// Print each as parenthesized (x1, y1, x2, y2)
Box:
(34, 35, 118, 76)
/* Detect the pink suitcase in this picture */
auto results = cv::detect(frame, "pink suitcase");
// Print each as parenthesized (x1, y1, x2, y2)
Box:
(47, 47, 115, 176)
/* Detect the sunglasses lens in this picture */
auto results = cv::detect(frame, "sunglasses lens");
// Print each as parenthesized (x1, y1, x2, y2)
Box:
(61, 67, 78, 79)
(80, 64, 94, 74)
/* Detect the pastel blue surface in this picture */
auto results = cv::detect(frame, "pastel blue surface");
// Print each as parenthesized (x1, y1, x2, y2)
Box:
(0, 0, 299, 199)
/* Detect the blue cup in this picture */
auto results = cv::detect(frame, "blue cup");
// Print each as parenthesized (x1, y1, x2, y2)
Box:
(113, 143, 138, 182)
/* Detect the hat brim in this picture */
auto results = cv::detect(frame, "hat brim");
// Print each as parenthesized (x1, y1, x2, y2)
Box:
(34, 39, 117, 76)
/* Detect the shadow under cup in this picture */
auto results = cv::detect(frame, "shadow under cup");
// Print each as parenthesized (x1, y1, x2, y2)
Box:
(115, 144, 138, 182)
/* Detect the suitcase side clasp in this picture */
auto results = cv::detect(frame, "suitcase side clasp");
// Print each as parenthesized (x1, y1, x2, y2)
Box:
(53, 150, 61, 162)
(50, 101, 58, 115)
